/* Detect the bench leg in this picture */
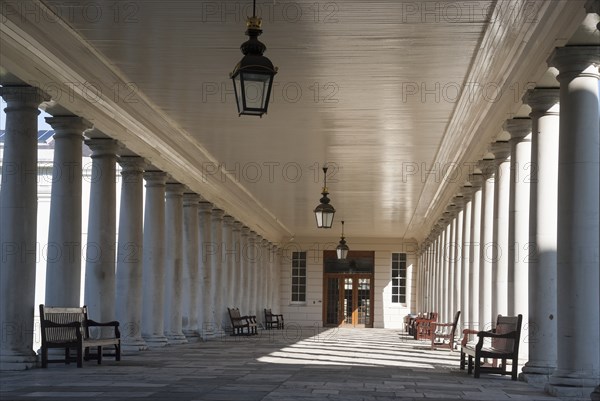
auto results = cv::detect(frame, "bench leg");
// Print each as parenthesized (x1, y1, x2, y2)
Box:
(65, 347, 71, 365)
(115, 343, 121, 361)
(77, 344, 83, 368)
(511, 358, 518, 380)
(97, 346, 102, 365)
(41, 347, 48, 368)
(468, 355, 473, 374)
(474, 356, 481, 378)
(460, 351, 465, 370)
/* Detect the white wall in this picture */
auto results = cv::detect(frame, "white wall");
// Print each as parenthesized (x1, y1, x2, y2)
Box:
(278, 236, 419, 329)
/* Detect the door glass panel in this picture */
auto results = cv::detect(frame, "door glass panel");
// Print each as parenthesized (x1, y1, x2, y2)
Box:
(326, 278, 340, 325)
(343, 278, 353, 324)
(357, 278, 371, 325)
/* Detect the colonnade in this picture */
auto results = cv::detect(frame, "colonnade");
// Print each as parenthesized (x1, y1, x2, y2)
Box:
(0, 85, 282, 368)
(415, 33, 600, 399)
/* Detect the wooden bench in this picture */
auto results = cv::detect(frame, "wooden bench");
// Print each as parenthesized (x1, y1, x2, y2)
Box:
(413, 312, 438, 340)
(431, 310, 461, 351)
(227, 307, 257, 336)
(264, 309, 284, 330)
(39, 304, 121, 368)
(460, 314, 523, 380)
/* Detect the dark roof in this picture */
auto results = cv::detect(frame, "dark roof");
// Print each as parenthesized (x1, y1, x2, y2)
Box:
(0, 130, 55, 143)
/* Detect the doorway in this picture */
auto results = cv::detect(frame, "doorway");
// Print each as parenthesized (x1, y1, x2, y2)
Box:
(322, 251, 374, 328)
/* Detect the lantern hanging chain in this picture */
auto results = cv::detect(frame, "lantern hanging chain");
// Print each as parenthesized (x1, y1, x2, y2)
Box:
(253, 0, 256, 18)
(322, 166, 328, 192)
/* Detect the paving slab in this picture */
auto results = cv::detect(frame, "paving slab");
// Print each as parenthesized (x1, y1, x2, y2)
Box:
(0, 328, 591, 401)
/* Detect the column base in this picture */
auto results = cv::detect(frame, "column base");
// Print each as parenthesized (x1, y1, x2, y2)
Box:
(143, 334, 169, 348)
(121, 337, 148, 354)
(590, 386, 600, 401)
(182, 329, 200, 340)
(520, 363, 556, 384)
(0, 350, 37, 371)
(546, 371, 599, 400)
(165, 332, 188, 345)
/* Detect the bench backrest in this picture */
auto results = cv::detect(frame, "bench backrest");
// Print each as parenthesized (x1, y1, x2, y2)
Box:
(39, 305, 89, 343)
(264, 309, 275, 322)
(449, 310, 461, 337)
(228, 308, 244, 327)
(491, 314, 522, 353)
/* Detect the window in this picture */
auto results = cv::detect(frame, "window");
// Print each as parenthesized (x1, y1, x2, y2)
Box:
(291, 251, 307, 302)
(391, 253, 407, 304)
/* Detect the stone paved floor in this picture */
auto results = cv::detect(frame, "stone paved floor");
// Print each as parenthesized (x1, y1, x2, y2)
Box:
(0, 327, 581, 401)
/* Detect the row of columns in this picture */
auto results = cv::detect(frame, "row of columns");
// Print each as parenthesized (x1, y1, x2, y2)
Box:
(416, 42, 599, 398)
(0, 85, 282, 369)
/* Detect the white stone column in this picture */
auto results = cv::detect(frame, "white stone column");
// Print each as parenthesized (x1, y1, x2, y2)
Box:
(520, 88, 560, 383)
(272, 244, 281, 311)
(504, 119, 532, 320)
(491, 141, 511, 320)
(210, 209, 224, 332)
(460, 185, 473, 331)
(221, 215, 235, 329)
(44, 115, 91, 306)
(267, 242, 275, 310)
(434, 230, 443, 315)
(182, 193, 200, 339)
(115, 156, 147, 352)
(83, 136, 119, 336)
(0, 85, 49, 370)
(141, 171, 168, 348)
(443, 225, 451, 321)
(479, 159, 495, 331)
(254, 235, 264, 324)
(198, 201, 213, 338)
(468, 173, 484, 330)
(240, 226, 251, 310)
(164, 183, 187, 344)
(260, 238, 270, 323)
(547, 46, 600, 398)
(248, 231, 259, 318)
(452, 202, 464, 321)
(232, 221, 243, 308)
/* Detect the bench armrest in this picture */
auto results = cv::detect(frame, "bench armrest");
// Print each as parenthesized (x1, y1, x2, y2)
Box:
(477, 330, 518, 339)
(86, 319, 119, 327)
(85, 319, 121, 338)
(433, 322, 454, 327)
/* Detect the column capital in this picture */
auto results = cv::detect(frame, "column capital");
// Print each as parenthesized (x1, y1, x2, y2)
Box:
(86, 138, 119, 158)
(0, 85, 50, 109)
(118, 156, 145, 173)
(452, 195, 466, 208)
(586, 0, 599, 13)
(232, 221, 243, 232)
(491, 141, 511, 162)
(198, 201, 213, 214)
(478, 159, 495, 179)
(468, 172, 484, 189)
(549, 46, 600, 82)
(523, 88, 560, 116)
(223, 215, 235, 225)
(183, 193, 200, 206)
(143, 171, 168, 186)
(461, 183, 475, 200)
(241, 226, 251, 237)
(503, 118, 531, 141)
(261, 238, 270, 246)
(211, 208, 225, 221)
(248, 231, 258, 242)
(166, 183, 185, 197)
(45, 115, 91, 137)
